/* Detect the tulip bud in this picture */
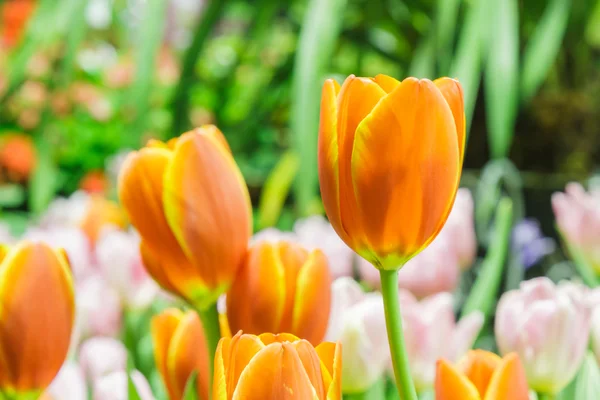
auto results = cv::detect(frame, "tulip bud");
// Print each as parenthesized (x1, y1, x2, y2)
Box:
(226, 240, 331, 345)
(118, 126, 252, 310)
(93, 370, 154, 400)
(324, 278, 389, 393)
(495, 277, 591, 394)
(151, 309, 209, 400)
(318, 75, 464, 270)
(213, 332, 341, 400)
(0, 241, 75, 396)
(78, 337, 127, 382)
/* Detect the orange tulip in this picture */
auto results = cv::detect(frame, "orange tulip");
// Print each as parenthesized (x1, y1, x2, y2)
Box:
(318, 75, 465, 270)
(226, 240, 331, 345)
(0, 133, 36, 181)
(435, 350, 529, 400)
(213, 331, 341, 400)
(79, 195, 128, 243)
(151, 309, 210, 400)
(0, 241, 75, 396)
(118, 125, 252, 309)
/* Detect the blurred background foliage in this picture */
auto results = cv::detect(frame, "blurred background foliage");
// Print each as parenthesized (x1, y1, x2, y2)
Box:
(0, 0, 599, 232)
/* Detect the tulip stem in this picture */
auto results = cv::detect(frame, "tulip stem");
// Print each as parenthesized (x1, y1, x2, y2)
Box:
(198, 304, 221, 397)
(380, 269, 418, 400)
(538, 394, 555, 400)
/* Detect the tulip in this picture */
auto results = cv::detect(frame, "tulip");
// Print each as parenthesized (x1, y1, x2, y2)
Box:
(0, 133, 36, 181)
(318, 74, 464, 270)
(213, 331, 341, 399)
(1, 0, 36, 47)
(399, 290, 483, 391)
(226, 240, 331, 345)
(0, 241, 75, 396)
(495, 277, 591, 394)
(93, 370, 154, 400)
(435, 350, 529, 400)
(78, 337, 127, 382)
(76, 274, 123, 338)
(552, 182, 600, 273)
(324, 278, 389, 393)
(118, 125, 252, 310)
(79, 170, 109, 194)
(45, 362, 87, 400)
(151, 309, 209, 400)
(79, 195, 128, 244)
(437, 188, 477, 270)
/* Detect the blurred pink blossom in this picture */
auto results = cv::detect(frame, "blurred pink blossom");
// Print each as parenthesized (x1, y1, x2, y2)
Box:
(96, 228, 158, 309)
(79, 337, 127, 383)
(76, 274, 123, 338)
(93, 370, 154, 400)
(552, 182, 600, 272)
(398, 290, 483, 391)
(437, 188, 477, 270)
(495, 277, 591, 394)
(46, 361, 87, 400)
(40, 191, 91, 228)
(324, 278, 389, 393)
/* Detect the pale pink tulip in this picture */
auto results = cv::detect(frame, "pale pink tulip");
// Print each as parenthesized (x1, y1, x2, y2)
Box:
(76, 274, 123, 338)
(95, 228, 158, 309)
(93, 370, 154, 400)
(552, 182, 600, 272)
(324, 278, 389, 393)
(46, 361, 87, 400)
(437, 188, 477, 270)
(79, 337, 127, 382)
(398, 290, 483, 391)
(495, 277, 591, 394)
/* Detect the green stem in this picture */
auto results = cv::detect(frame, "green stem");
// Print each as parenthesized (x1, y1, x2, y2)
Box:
(345, 378, 386, 400)
(197, 304, 221, 399)
(538, 393, 556, 400)
(380, 269, 418, 400)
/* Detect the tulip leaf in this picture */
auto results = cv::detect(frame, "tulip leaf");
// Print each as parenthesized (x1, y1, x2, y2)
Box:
(291, 0, 347, 216)
(0, 184, 26, 208)
(183, 371, 199, 400)
(127, 353, 143, 400)
(435, 0, 461, 73)
(409, 31, 436, 79)
(258, 151, 300, 230)
(28, 137, 59, 215)
(570, 353, 600, 399)
(520, 0, 570, 102)
(484, 0, 519, 159)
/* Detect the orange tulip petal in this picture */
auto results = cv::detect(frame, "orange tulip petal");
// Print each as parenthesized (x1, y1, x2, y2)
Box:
(151, 309, 184, 399)
(373, 74, 401, 93)
(213, 336, 231, 400)
(139, 241, 178, 294)
(483, 353, 529, 400)
(435, 359, 481, 400)
(277, 242, 309, 332)
(166, 312, 210, 400)
(351, 78, 460, 264)
(459, 350, 502, 398)
(337, 76, 387, 245)
(225, 333, 265, 399)
(258, 333, 301, 345)
(291, 249, 331, 345)
(0, 242, 75, 390)
(163, 128, 252, 301)
(434, 78, 465, 167)
(315, 342, 342, 400)
(227, 243, 286, 335)
(232, 342, 317, 400)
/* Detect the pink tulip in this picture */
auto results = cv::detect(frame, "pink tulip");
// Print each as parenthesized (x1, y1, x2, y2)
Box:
(552, 182, 600, 272)
(93, 370, 154, 400)
(95, 228, 158, 309)
(358, 236, 460, 298)
(324, 278, 389, 393)
(79, 337, 127, 382)
(495, 277, 591, 394)
(76, 274, 123, 338)
(46, 361, 87, 400)
(398, 290, 483, 391)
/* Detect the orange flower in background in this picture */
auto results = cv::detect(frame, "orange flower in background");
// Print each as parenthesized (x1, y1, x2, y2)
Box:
(318, 75, 464, 270)
(0, 133, 36, 181)
(226, 240, 331, 345)
(0, 241, 75, 396)
(213, 331, 341, 400)
(1, 0, 36, 47)
(79, 170, 109, 195)
(435, 350, 529, 400)
(152, 309, 209, 400)
(118, 125, 252, 310)
(79, 195, 128, 243)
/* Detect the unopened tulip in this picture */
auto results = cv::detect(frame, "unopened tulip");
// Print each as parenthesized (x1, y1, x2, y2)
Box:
(437, 188, 477, 270)
(79, 337, 127, 382)
(118, 125, 252, 309)
(226, 240, 331, 345)
(435, 350, 529, 400)
(398, 290, 483, 391)
(0, 241, 75, 395)
(213, 332, 341, 400)
(45, 362, 87, 400)
(151, 309, 209, 400)
(495, 277, 590, 394)
(93, 370, 154, 400)
(552, 183, 600, 272)
(324, 278, 389, 393)
(318, 75, 464, 270)
(76, 274, 123, 338)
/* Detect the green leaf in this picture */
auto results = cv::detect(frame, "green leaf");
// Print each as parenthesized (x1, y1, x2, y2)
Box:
(561, 231, 600, 287)
(572, 353, 600, 399)
(409, 31, 436, 78)
(291, 0, 347, 216)
(484, 0, 519, 159)
(435, 0, 462, 72)
(0, 185, 26, 208)
(258, 151, 300, 229)
(127, 353, 143, 400)
(28, 137, 58, 215)
(182, 371, 199, 400)
(521, 0, 571, 102)
(58, 0, 89, 85)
